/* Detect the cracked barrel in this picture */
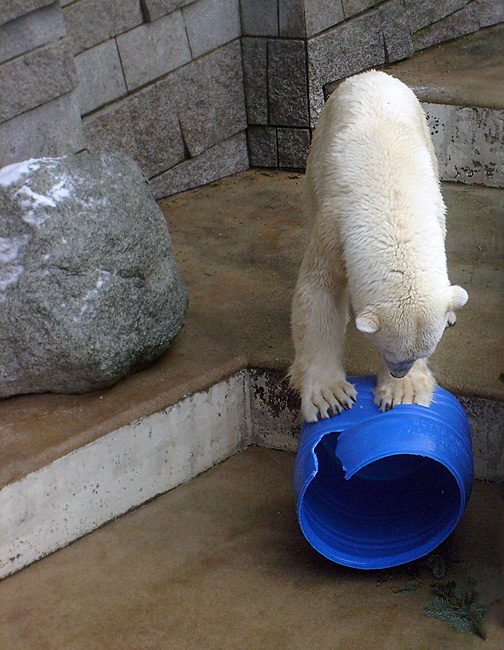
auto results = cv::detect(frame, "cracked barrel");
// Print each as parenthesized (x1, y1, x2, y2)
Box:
(293, 375, 473, 569)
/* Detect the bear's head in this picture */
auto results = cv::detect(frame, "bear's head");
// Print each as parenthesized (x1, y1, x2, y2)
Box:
(355, 285, 468, 378)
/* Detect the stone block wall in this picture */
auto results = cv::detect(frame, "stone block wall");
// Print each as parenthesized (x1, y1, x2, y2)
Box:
(243, 0, 504, 169)
(68, 0, 248, 198)
(0, 0, 248, 198)
(0, 1, 85, 166)
(1, 0, 503, 195)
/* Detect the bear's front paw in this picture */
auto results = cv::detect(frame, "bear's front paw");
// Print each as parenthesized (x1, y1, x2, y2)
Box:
(374, 361, 435, 412)
(301, 378, 357, 423)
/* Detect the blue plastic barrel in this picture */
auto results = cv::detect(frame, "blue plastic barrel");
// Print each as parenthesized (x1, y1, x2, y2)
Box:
(293, 376, 473, 569)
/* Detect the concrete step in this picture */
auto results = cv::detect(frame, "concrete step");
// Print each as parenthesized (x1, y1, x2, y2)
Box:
(326, 24, 504, 188)
(0, 170, 502, 579)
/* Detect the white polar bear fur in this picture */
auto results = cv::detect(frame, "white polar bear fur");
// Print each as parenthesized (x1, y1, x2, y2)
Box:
(290, 70, 468, 423)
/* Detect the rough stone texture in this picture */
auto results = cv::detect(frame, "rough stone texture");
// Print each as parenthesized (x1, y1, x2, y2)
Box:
(472, 0, 504, 27)
(412, 5, 480, 51)
(141, 0, 194, 22)
(0, 37, 77, 123)
(342, 0, 382, 17)
(424, 102, 504, 188)
(75, 40, 127, 116)
(82, 101, 139, 163)
(277, 127, 310, 168)
(268, 39, 309, 127)
(0, 152, 188, 398)
(241, 37, 268, 124)
(83, 87, 186, 180)
(249, 369, 300, 449)
(307, 10, 385, 126)
(117, 10, 191, 91)
(460, 395, 504, 481)
(183, 0, 240, 59)
(128, 83, 186, 178)
(0, 3, 67, 64)
(63, 0, 144, 55)
(247, 126, 277, 167)
(0, 92, 86, 167)
(149, 132, 248, 198)
(304, 0, 344, 37)
(379, 0, 414, 62)
(405, 0, 468, 33)
(240, 0, 278, 36)
(0, 0, 54, 26)
(159, 41, 247, 158)
(279, 0, 305, 37)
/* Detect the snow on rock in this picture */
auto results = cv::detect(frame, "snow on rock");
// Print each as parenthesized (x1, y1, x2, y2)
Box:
(0, 159, 42, 187)
(0, 152, 188, 398)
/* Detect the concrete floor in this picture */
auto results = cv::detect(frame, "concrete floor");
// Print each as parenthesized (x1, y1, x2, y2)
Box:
(326, 23, 504, 109)
(0, 446, 502, 649)
(382, 23, 504, 109)
(1, 170, 503, 489)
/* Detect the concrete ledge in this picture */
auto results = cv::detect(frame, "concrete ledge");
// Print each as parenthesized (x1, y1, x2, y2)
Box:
(0, 371, 251, 579)
(323, 24, 504, 189)
(424, 103, 504, 188)
(2, 366, 502, 580)
(0, 170, 502, 488)
(379, 23, 504, 111)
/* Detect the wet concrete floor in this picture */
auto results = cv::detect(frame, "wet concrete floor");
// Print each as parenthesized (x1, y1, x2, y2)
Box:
(0, 446, 502, 649)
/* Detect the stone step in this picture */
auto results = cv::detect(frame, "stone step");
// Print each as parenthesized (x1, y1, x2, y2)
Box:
(1, 164, 502, 577)
(326, 24, 504, 188)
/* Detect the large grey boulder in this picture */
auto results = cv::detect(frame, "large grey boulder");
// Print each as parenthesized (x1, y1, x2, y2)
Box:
(0, 151, 188, 398)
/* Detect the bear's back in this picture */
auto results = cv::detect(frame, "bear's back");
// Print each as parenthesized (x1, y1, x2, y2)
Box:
(328, 70, 422, 131)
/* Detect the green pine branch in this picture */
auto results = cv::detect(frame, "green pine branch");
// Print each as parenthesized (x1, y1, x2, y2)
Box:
(424, 581, 488, 640)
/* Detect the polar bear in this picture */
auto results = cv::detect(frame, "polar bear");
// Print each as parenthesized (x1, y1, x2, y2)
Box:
(290, 70, 468, 423)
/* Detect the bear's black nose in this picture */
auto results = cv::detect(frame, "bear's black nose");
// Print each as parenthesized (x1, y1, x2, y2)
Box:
(387, 359, 415, 378)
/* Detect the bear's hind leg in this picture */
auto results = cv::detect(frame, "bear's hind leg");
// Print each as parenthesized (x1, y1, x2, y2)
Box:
(290, 241, 356, 422)
(374, 358, 436, 411)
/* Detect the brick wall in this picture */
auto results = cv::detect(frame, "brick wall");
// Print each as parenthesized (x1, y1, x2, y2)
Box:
(1, 0, 503, 197)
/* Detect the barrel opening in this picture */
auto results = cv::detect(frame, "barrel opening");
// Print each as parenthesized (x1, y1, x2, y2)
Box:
(301, 434, 461, 566)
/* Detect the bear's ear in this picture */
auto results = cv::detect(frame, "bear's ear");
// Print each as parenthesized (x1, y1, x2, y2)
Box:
(448, 285, 468, 311)
(355, 309, 380, 333)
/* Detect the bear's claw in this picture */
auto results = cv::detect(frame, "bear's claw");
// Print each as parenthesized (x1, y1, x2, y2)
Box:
(302, 379, 357, 423)
(374, 360, 435, 412)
